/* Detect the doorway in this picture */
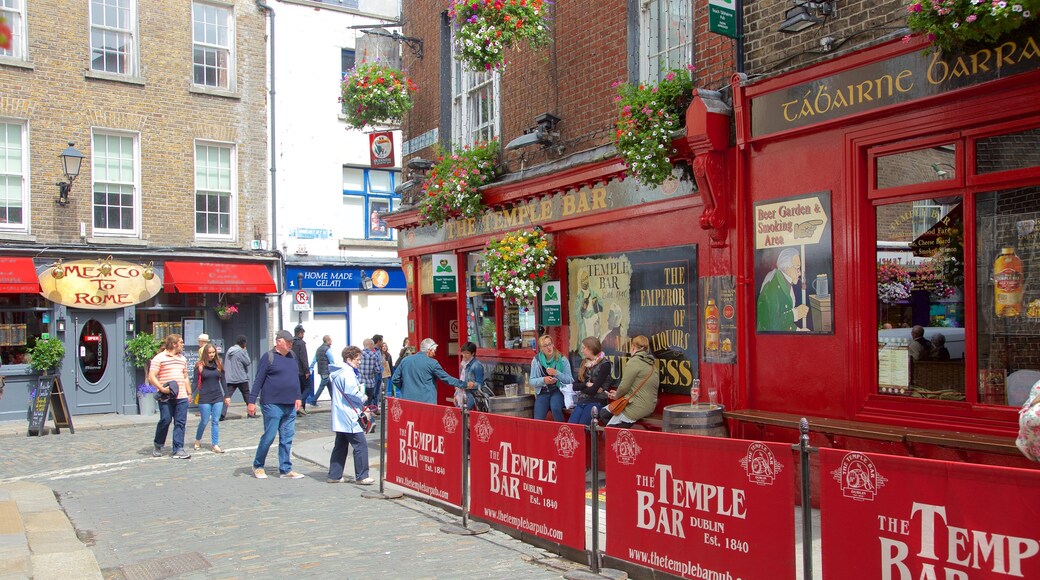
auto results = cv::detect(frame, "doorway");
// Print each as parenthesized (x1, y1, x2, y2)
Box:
(61, 309, 132, 414)
(426, 296, 459, 405)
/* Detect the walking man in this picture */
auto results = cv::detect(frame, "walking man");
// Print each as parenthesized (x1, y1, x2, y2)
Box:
(291, 325, 311, 415)
(359, 337, 383, 411)
(308, 335, 334, 406)
(149, 334, 192, 459)
(248, 330, 304, 479)
(221, 335, 251, 420)
(389, 338, 466, 404)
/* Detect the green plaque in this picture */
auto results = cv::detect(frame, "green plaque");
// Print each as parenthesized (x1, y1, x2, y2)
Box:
(541, 281, 561, 326)
(708, 0, 737, 39)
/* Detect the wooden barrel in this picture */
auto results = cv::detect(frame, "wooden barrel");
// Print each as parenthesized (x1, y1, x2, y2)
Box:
(662, 404, 729, 437)
(487, 394, 535, 418)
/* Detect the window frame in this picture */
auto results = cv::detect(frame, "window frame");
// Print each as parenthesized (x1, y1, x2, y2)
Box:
(191, 0, 236, 90)
(0, 0, 27, 61)
(88, 0, 139, 76)
(90, 129, 141, 237)
(638, 0, 694, 84)
(193, 139, 237, 241)
(450, 36, 500, 147)
(0, 118, 29, 232)
(341, 166, 400, 240)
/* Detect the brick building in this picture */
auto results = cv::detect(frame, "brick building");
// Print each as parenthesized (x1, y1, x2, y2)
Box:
(0, 0, 277, 419)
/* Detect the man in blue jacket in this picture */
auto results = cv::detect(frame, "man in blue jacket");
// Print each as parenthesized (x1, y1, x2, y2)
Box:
(389, 338, 466, 404)
(248, 330, 304, 479)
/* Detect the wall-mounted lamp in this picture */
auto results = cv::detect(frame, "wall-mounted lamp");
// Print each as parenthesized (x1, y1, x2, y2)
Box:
(931, 163, 956, 179)
(56, 317, 66, 334)
(778, 2, 835, 34)
(360, 270, 374, 291)
(505, 113, 561, 151)
(56, 142, 86, 206)
(126, 318, 136, 336)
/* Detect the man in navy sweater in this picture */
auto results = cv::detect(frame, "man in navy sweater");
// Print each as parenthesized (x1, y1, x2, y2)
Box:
(248, 330, 304, 479)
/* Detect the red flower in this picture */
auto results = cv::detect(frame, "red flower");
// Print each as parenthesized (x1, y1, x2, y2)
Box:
(0, 20, 10, 51)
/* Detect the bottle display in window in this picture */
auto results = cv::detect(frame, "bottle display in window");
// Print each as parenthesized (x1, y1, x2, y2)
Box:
(993, 247, 1024, 318)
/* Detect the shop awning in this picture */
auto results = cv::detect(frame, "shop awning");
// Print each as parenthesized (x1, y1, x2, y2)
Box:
(0, 257, 41, 293)
(164, 261, 277, 294)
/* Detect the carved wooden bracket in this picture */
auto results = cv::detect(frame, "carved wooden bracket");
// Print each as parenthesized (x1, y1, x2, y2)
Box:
(683, 90, 733, 249)
(693, 151, 729, 248)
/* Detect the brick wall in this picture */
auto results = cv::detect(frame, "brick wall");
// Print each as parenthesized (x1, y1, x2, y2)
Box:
(400, 1, 734, 170)
(0, 0, 268, 247)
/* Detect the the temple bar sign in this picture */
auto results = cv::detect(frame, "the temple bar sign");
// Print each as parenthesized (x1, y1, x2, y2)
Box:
(750, 32, 1040, 138)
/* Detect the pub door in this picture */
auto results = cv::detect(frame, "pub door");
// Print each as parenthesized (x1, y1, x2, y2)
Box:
(426, 296, 459, 405)
(60, 309, 131, 414)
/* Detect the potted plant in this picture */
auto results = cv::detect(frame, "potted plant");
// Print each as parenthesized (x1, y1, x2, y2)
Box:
(483, 228, 556, 304)
(450, 0, 550, 71)
(418, 140, 499, 226)
(136, 383, 158, 415)
(215, 303, 238, 320)
(906, 0, 1039, 53)
(340, 61, 417, 129)
(28, 337, 65, 376)
(125, 333, 161, 414)
(613, 65, 695, 187)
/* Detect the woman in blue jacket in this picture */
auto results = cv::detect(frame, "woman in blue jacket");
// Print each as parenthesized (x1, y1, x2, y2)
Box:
(456, 342, 484, 410)
(530, 335, 574, 421)
(327, 346, 374, 485)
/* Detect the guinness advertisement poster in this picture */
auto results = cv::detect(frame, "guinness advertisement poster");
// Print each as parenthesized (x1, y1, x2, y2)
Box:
(567, 246, 697, 395)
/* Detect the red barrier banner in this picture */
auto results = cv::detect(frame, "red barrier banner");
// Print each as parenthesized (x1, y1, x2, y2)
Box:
(384, 398, 463, 506)
(468, 412, 586, 550)
(605, 430, 796, 579)
(820, 448, 1040, 579)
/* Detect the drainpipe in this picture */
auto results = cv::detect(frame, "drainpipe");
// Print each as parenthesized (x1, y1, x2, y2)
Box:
(256, 0, 281, 326)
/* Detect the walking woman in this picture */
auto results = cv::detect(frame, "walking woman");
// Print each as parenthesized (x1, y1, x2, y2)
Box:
(530, 335, 574, 421)
(327, 346, 374, 485)
(193, 343, 229, 453)
(569, 337, 612, 426)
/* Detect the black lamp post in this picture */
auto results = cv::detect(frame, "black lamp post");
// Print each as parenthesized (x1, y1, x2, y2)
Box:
(56, 142, 86, 206)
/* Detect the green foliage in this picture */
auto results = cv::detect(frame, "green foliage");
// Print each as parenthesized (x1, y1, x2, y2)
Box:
(418, 141, 499, 226)
(28, 337, 65, 374)
(614, 66, 695, 188)
(339, 62, 417, 129)
(125, 333, 162, 369)
(450, 0, 550, 71)
(906, 0, 1039, 53)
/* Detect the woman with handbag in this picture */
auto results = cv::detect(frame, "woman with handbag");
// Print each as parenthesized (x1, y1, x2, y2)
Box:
(193, 343, 229, 453)
(601, 335, 659, 428)
(327, 346, 375, 485)
(569, 337, 612, 426)
(530, 335, 574, 421)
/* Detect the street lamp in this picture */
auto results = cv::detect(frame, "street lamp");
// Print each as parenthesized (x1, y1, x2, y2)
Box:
(56, 142, 86, 206)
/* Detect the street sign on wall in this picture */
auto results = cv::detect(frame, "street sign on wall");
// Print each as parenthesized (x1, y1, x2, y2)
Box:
(708, 0, 738, 39)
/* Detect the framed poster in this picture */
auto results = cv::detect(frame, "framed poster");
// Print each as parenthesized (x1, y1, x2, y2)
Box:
(369, 198, 392, 240)
(754, 191, 834, 334)
(567, 245, 697, 395)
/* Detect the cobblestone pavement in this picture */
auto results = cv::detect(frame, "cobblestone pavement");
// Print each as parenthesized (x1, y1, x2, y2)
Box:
(1, 412, 576, 579)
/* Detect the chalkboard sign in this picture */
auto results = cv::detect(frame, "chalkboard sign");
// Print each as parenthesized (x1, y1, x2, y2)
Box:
(27, 376, 74, 437)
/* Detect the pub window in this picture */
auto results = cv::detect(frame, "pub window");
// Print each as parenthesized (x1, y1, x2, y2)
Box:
(503, 302, 537, 350)
(342, 167, 400, 240)
(975, 126, 1040, 175)
(466, 253, 497, 349)
(0, 294, 47, 366)
(875, 144, 957, 190)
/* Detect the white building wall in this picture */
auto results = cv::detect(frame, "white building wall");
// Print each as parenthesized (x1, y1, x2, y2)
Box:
(272, 0, 406, 348)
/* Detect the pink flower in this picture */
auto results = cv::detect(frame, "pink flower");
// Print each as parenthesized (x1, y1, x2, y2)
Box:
(908, 2, 923, 11)
(665, 72, 675, 81)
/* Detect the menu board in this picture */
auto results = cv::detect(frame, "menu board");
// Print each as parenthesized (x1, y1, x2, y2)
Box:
(877, 340, 910, 395)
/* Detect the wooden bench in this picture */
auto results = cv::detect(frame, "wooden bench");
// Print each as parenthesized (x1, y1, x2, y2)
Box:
(724, 409, 1020, 456)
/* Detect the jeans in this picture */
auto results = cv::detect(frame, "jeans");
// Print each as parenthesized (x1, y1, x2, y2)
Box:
(195, 402, 224, 445)
(308, 374, 330, 404)
(222, 382, 249, 419)
(366, 376, 382, 409)
(328, 431, 370, 481)
(534, 388, 564, 421)
(253, 403, 296, 474)
(299, 375, 313, 409)
(154, 397, 188, 452)
(569, 400, 605, 426)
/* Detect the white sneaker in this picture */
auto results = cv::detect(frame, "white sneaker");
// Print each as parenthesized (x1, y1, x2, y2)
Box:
(253, 468, 268, 479)
(355, 477, 375, 485)
(280, 471, 305, 479)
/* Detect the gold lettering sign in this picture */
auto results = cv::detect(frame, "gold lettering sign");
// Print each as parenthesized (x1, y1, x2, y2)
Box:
(39, 258, 161, 309)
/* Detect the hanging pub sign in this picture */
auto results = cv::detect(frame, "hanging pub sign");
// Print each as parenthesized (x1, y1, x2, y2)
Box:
(754, 191, 833, 334)
(702, 275, 737, 364)
(369, 131, 395, 168)
(567, 245, 698, 395)
(39, 258, 161, 310)
(431, 254, 458, 293)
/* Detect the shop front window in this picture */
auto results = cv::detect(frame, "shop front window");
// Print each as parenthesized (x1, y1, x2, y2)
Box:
(875, 197, 965, 400)
(504, 302, 537, 350)
(975, 186, 1040, 407)
(0, 294, 47, 366)
(466, 253, 496, 348)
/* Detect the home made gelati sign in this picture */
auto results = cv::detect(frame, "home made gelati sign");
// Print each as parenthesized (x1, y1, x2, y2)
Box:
(384, 399, 463, 506)
(751, 32, 1040, 138)
(469, 413, 586, 549)
(606, 430, 796, 579)
(820, 448, 1040, 579)
(39, 259, 161, 309)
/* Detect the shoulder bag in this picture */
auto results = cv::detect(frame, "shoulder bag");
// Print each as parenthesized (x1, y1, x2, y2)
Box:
(341, 380, 376, 434)
(606, 368, 653, 416)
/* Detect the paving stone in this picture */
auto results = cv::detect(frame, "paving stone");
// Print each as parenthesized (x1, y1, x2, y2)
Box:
(31, 549, 103, 580)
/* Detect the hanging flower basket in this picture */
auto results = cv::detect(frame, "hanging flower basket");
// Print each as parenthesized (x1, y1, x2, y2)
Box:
(905, 0, 1039, 53)
(613, 65, 695, 188)
(449, 0, 550, 71)
(339, 62, 417, 129)
(483, 228, 555, 304)
(418, 140, 499, 226)
(0, 17, 11, 51)
(215, 304, 238, 320)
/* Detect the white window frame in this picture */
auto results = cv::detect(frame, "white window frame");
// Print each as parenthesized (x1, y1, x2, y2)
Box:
(89, 0, 139, 76)
(0, 119, 29, 232)
(639, 0, 693, 84)
(450, 37, 500, 147)
(191, 1, 235, 90)
(0, 0, 27, 60)
(193, 140, 237, 241)
(90, 129, 140, 237)
(342, 167, 400, 241)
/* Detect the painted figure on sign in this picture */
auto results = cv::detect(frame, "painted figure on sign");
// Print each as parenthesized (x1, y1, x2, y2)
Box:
(756, 247, 808, 332)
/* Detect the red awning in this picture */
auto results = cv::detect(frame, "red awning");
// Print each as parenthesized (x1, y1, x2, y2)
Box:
(164, 261, 277, 294)
(0, 257, 41, 293)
